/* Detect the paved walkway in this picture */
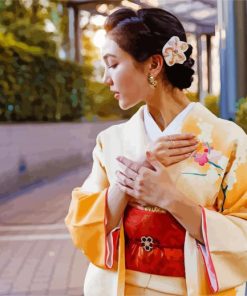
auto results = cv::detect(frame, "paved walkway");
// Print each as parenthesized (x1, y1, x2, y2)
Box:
(0, 164, 92, 296)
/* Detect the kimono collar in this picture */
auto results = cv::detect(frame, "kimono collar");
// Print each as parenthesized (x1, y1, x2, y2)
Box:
(122, 102, 196, 161)
(143, 103, 196, 142)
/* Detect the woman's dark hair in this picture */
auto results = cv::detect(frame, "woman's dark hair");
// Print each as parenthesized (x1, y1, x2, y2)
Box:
(104, 8, 194, 89)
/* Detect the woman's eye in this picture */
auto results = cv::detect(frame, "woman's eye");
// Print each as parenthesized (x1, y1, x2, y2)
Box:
(108, 64, 118, 69)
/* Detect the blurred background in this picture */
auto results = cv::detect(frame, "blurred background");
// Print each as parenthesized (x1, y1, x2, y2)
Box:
(0, 1, 246, 295)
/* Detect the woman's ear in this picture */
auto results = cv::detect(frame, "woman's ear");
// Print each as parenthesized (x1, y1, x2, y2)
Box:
(149, 54, 164, 76)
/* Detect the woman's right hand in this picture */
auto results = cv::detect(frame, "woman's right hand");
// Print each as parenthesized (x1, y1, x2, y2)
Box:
(119, 134, 198, 208)
(147, 133, 198, 167)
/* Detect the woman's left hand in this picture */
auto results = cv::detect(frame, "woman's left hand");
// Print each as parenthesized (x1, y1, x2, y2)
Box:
(116, 151, 178, 209)
(116, 152, 205, 244)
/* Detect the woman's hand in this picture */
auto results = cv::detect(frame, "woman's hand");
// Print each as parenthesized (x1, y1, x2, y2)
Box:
(116, 152, 180, 209)
(115, 133, 198, 207)
(149, 133, 198, 166)
(116, 152, 204, 243)
(121, 134, 198, 173)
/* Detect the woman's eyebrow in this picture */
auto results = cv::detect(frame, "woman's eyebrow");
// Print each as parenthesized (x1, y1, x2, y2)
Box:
(103, 53, 117, 61)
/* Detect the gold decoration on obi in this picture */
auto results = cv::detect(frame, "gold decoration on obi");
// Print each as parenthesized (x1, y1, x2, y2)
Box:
(143, 205, 166, 213)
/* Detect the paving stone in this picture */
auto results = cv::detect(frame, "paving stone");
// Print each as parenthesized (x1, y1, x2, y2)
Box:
(11, 241, 48, 293)
(0, 279, 12, 295)
(27, 291, 48, 296)
(1, 241, 34, 281)
(6, 293, 27, 296)
(0, 166, 93, 295)
(68, 248, 89, 290)
(67, 287, 84, 296)
(0, 242, 14, 275)
(29, 241, 60, 293)
(48, 240, 74, 292)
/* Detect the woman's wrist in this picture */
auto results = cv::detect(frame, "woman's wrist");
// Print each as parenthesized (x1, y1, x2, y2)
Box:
(162, 189, 204, 244)
(106, 183, 130, 234)
(109, 183, 129, 201)
(156, 185, 175, 210)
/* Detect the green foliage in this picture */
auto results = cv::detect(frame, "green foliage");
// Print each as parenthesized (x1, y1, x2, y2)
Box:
(83, 80, 141, 120)
(204, 94, 219, 116)
(7, 19, 57, 55)
(0, 0, 58, 55)
(186, 92, 219, 116)
(186, 92, 199, 102)
(0, 32, 85, 122)
(236, 97, 247, 133)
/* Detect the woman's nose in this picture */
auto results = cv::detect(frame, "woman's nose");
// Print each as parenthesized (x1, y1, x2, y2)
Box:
(102, 70, 113, 86)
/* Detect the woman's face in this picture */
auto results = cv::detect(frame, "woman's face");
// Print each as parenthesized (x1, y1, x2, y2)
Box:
(101, 37, 150, 110)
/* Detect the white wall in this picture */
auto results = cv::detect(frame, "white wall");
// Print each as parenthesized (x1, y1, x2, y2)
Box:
(0, 121, 121, 197)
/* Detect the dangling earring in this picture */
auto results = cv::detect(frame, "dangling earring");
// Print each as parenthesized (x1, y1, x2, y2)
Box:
(147, 73, 157, 89)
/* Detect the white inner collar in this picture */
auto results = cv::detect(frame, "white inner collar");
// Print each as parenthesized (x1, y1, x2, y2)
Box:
(143, 103, 195, 142)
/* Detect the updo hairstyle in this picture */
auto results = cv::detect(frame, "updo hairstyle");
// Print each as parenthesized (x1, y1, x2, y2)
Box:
(104, 8, 195, 89)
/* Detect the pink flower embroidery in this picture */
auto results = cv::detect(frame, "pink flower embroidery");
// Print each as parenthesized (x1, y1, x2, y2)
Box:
(195, 153, 208, 166)
(193, 142, 223, 170)
(182, 142, 224, 177)
(162, 36, 189, 67)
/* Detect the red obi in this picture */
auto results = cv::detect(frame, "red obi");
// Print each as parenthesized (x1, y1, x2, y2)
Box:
(124, 205, 186, 277)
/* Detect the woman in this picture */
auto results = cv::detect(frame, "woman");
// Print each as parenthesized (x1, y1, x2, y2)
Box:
(65, 8, 247, 296)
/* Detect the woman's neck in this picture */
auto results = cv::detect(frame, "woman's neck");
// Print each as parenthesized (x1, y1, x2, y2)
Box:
(146, 84, 190, 131)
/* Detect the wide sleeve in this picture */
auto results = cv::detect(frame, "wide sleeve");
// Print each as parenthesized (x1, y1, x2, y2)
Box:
(64, 134, 111, 268)
(198, 127, 247, 293)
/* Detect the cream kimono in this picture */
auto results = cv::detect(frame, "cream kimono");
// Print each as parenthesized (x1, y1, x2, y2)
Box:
(65, 103, 247, 295)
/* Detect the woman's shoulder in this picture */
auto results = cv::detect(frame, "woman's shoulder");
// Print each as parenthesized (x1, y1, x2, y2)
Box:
(97, 106, 145, 141)
(217, 117, 246, 139)
(97, 121, 126, 140)
(195, 102, 246, 139)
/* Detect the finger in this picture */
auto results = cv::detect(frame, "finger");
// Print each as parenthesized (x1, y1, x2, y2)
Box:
(168, 144, 198, 156)
(142, 159, 155, 170)
(168, 153, 193, 165)
(116, 156, 140, 173)
(116, 182, 136, 197)
(121, 166, 138, 180)
(159, 133, 196, 142)
(146, 151, 163, 171)
(168, 139, 198, 149)
(152, 141, 170, 153)
(116, 171, 135, 188)
(154, 135, 198, 151)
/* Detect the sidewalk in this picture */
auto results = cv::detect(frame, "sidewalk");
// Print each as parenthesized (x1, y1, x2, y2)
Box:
(0, 164, 92, 296)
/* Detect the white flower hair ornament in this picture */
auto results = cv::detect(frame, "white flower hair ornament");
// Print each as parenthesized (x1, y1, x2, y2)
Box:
(162, 36, 189, 67)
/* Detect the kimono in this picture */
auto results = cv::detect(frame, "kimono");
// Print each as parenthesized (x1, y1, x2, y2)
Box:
(65, 103, 247, 295)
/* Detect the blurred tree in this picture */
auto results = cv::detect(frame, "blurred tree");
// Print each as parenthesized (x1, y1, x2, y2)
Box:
(236, 97, 247, 133)
(0, 32, 85, 122)
(0, 0, 140, 121)
(0, 0, 57, 55)
(0, 0, 87, 122)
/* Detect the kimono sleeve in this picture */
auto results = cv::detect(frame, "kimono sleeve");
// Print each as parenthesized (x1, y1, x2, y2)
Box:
(64, 134, 110, 268)
(198, 127, 247, 293)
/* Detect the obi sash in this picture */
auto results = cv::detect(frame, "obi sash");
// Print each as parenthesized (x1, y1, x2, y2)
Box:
(124, 205, 186, 277)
